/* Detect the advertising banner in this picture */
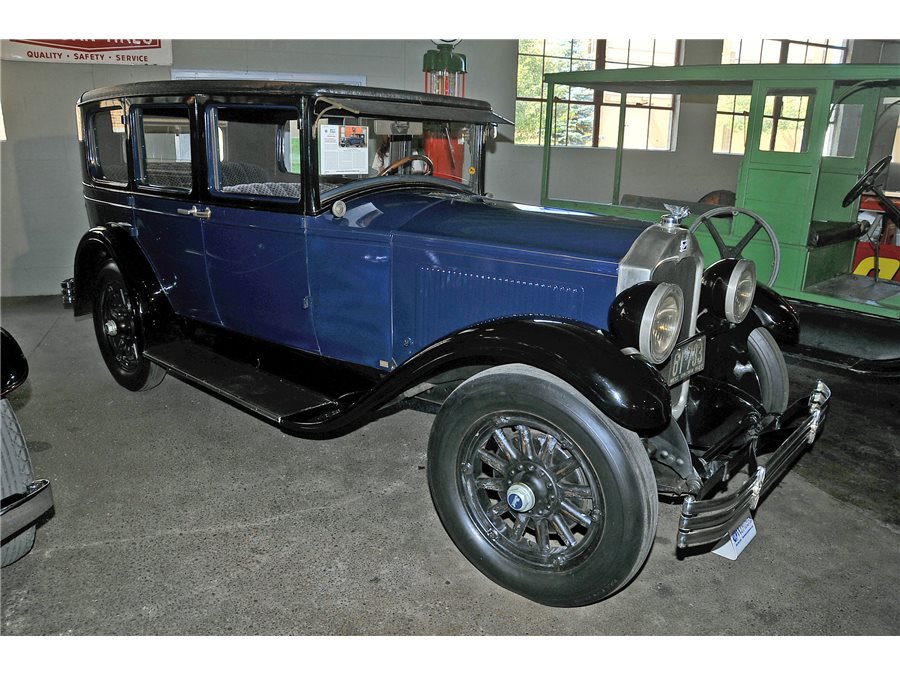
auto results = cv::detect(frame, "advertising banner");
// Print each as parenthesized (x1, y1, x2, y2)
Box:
(1, 39, 172, 66)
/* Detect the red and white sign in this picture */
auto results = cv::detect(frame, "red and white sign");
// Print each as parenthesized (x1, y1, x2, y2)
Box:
(1, 39, 172, 66)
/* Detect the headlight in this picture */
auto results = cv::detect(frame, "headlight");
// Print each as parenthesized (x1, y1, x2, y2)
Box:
(609, 282, 684, 364)
(701, 258, 757, 324)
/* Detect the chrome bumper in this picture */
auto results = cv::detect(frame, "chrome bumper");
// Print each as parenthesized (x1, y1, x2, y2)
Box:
(1, 479, 53, 541)
(677, 380, 831, 548)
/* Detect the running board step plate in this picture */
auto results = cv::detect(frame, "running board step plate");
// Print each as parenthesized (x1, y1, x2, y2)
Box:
(145, 339, 338, 424)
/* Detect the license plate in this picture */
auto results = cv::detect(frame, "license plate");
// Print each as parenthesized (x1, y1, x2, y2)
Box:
(662, 334, 706, 386)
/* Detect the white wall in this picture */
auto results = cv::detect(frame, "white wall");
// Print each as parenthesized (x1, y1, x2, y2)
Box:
(1, 39, 897, 296)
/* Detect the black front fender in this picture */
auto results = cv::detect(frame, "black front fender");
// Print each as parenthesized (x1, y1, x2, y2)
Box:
(285, 317, 672, 437)
(750, 283, 799, 345)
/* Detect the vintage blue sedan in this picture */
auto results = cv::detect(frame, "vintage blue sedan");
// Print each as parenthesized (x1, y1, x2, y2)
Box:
(65, 80, 830, 606)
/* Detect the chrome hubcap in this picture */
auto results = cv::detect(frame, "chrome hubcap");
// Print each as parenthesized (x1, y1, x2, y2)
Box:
(104, 319, 118, 336)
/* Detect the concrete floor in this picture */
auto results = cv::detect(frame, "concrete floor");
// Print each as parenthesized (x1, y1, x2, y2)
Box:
(1, 295, 898, 635)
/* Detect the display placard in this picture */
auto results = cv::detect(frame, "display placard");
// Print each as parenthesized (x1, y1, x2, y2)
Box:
(318, 124, 369, 175)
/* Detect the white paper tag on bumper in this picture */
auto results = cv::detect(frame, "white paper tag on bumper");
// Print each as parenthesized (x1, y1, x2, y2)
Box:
(712, 514, 757, 560)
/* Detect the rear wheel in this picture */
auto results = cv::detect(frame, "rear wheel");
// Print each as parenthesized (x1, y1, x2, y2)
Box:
(92, 260, 165, 392)
(427, 364, 658, 607)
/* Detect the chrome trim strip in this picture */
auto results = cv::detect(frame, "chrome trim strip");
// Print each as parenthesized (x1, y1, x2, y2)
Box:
(0, 479, 53, 540)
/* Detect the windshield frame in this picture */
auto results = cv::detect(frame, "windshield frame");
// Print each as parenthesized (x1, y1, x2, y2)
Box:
(308, 96, 488, 214)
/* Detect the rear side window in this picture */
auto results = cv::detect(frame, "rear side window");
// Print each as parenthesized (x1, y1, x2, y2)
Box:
(134, 106, 193, 191)
(208, 105, 302, 201)
(88, 105, 128, 184)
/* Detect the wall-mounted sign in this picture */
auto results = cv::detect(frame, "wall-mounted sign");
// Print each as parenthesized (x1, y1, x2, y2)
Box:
(1, 40, 172, 66)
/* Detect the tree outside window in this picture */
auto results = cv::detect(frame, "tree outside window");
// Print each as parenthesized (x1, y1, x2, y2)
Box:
(515, 39, 680, 150)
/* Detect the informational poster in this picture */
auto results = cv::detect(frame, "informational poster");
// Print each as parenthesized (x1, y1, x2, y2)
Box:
(318, 124, 369, 175)
(1, 39, 172, 66)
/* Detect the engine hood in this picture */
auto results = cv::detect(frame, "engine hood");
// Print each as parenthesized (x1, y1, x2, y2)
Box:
(345, 190, 650, 265)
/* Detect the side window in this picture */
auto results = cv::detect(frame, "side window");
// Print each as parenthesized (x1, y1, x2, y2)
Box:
(208, 105, 302, 201)
(758, 89, 816, 154)
(134, 106, 193, 191)
(88, 105, 128, 184)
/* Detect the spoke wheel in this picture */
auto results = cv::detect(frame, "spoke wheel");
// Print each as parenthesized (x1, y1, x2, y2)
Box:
(99, 277, 140, 373)
(92, 260, 165, 392)
(690, 206, 781, 286)
(428, 364, 657, 607)
(460, 415, 604, 571)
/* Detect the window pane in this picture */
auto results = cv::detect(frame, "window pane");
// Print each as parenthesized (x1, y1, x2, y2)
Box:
(759, 91, 815, 153)
(90, 106, 127, 183)
(597, 105, 621, 148)
(518, 39, 544, 56)
(648, 108, 672, 150)
(211, 106, 302, 199)
(544, 40, 572, 58)
(824, 103, 863, 158)
(514, 100, 543, 145)
(623, 107, 650, 149)
(137, 108, 192, 190)
(517, 54, 544, 99)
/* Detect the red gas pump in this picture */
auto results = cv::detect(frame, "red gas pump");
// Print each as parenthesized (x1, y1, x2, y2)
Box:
(423, 40, 467, 182)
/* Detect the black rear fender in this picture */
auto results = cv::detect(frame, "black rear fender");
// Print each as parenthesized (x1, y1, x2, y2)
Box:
(72, 226, 172, 334)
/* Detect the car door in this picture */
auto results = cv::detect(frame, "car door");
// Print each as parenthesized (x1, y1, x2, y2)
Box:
(200, 102, 319, 353)
(131, 100, 219, 324)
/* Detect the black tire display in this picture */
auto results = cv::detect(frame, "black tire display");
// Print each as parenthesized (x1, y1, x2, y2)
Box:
(427, 364, 658, 607)
(1, 399, 36, 567)
(747, 327, 790, 414)
(92, 260, 165, 392)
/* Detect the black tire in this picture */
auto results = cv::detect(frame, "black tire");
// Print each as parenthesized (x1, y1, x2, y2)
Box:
(747, 327, 790, 414)
(1, 399, 36, 567)
(427, 364, 658, 607)
(92, 260, 165, 392)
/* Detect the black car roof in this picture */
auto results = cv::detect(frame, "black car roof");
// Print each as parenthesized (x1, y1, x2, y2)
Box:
(78, 79, 512, 124)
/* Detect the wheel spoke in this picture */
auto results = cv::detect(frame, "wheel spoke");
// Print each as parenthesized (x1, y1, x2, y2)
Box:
(492, 428, 520, 461)
(538, 435, 558, 464)
(476, 448, 508, 474)
(535, 519, 550, 553)
(510, 513, 529, 541)
(475, 476, 506, 492)
(703, 219, 730, 257)
(732, 221, 762, 255)
(559, 499, 594, 528)
(488, 501, 509, 519)
(517, 425, 537, 460)
(553, 455, 579, 478)
(559, 481, 593, 500)
(551, 514, 578, 547)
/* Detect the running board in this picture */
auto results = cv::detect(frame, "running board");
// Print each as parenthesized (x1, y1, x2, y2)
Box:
(144, 339, 339, 424)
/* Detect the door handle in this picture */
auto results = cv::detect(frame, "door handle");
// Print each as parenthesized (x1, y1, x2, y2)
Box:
(177, 206, 212, 219)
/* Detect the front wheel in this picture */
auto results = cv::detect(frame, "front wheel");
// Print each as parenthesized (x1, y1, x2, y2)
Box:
(427, 364, 658, 607)
(747, 327, 790, 414)
(92, 260, 165, 392)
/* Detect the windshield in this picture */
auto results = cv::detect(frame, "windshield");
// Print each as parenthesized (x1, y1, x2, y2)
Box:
(315, 111, 482, 198)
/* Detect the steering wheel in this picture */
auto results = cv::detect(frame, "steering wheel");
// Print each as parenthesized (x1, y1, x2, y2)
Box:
(689, 206, 781, 286)
(378, 154, 434, 177)
(842, 155, 892, 208)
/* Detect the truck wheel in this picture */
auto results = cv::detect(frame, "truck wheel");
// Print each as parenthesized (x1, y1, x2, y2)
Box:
(92, 260, 165, 392)
(427, 364, 658, 607)
(1, 399, 36, 567)
(747, 327, 789, 413)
